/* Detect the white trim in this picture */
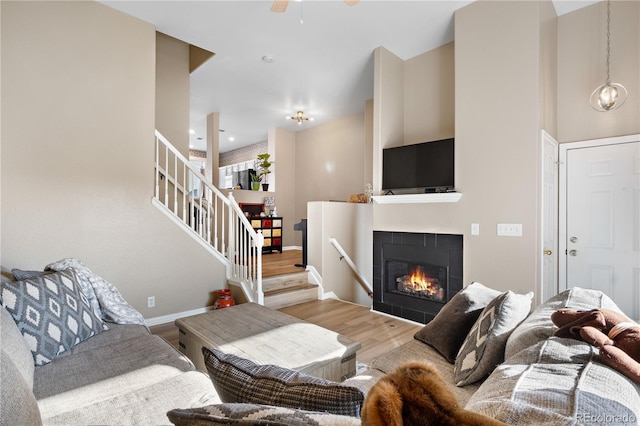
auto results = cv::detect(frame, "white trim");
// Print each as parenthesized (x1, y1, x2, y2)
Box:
(320, 291, 340, 300)
(558, 133, 640, 291)
(372, 192, 461, 204)
(145, 305, 214, 327)
(540, 130, 559, 304)
(306, 265, 322, 287)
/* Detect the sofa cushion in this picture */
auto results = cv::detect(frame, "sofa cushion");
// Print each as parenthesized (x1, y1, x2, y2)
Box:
(167, 403, 360, 425)
(1, 306, 35, 387)
(202, 347, 365, 417)
(414, 281, 501, 363)
(38, 370, 220, 425)
(370, 339, 480, 406)
(465, 337, 640, 425)
(1, 269, 108, 366)
(454, 290, 533, 386)
(505, 287, 623, 360)
(34, 326, 194, 399)
(0, 352, 42, 426)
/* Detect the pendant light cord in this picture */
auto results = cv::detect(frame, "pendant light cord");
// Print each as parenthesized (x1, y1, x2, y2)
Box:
(605, 0, 611, 84)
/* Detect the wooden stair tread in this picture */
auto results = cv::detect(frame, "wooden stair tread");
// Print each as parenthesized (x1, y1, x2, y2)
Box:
(264, 283, 317, 297)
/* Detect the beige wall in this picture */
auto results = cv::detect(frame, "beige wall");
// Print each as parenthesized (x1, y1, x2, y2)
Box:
(294, 113, 367, 243)
(156, 32, 190, 153)
(1, 1, 227, 319)
(557, 1, 639, 142)
(404, 42, 456, 144)
(271, 128, 297, 247)
(307, 202, 373, 306)
(374, 1, 552, 303)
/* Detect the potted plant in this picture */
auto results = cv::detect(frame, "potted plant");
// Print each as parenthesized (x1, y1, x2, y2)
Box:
(250, 171, 261, 191)
(255, 153, 273, 191)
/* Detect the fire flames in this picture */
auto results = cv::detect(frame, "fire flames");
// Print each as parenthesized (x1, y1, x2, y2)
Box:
(396, 266, 444, 301)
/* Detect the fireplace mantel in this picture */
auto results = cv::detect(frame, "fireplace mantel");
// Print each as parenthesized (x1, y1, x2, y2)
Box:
(372, 192, 462, 204)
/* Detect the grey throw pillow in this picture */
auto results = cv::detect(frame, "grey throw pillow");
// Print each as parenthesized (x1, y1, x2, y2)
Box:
(454, 290, 533, 386)
(414, 282, 502, 363)
(0, 269, 108, 365)
(201, 347, 365, 418)
(11, 269, 52, 281)
(167, 403, 361, 425)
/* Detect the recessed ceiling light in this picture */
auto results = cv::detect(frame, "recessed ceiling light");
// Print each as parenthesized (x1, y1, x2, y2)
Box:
(229, 137, 235, 142)
(189, 129, 195, 134)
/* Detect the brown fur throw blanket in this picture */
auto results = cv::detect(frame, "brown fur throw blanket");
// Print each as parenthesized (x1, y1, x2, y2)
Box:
(361, 361, 506, 426)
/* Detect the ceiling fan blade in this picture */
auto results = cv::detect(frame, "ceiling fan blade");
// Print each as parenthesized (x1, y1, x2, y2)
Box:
(343, 0, 359, 6)
(271, 0, 289, 13)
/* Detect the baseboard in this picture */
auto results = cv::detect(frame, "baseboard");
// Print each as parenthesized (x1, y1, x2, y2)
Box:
(370, 308, 424, 326)
(145, 306, 214, 327)
(320, 291, 339, 301)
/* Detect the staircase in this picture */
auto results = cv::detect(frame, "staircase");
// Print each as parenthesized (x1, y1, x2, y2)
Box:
(152, 130, 319, 309)
(263, 271, 319, 310)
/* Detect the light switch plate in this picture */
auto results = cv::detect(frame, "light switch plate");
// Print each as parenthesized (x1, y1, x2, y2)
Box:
(497, 223, 522, 237)
(471, 223, 480, 235)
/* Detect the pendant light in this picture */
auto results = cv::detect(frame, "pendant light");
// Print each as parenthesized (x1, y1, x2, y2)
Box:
(590, 0, 627, 112)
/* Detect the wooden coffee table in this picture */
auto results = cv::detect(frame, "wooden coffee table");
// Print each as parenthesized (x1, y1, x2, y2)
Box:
(175, 303, 362, 382)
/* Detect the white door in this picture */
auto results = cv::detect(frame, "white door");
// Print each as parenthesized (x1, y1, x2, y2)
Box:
(560, 135, 640, 320)
(541, 131, 558, 303)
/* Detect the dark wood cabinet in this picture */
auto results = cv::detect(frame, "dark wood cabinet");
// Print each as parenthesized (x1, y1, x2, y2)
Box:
(250, 217, 283, 253)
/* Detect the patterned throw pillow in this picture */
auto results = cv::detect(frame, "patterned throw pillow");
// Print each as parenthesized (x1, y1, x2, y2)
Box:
(0, 269, 108, 365)
(202, 347, 365, 418)
(454, 290, 533, 386)
(414, 282, 502, 363)
(167, 403, 361, 425)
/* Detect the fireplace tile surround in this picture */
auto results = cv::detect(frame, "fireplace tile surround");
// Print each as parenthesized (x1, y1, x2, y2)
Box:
(373, 231, 463, 323)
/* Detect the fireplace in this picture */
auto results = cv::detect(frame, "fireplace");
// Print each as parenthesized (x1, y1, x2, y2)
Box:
(387, 261, 447, 302)
(373, 231, 463, 323)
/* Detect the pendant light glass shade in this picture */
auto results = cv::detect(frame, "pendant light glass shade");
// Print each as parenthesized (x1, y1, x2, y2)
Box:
(590, 0, 627, 112)
(590, 82, 627, 111)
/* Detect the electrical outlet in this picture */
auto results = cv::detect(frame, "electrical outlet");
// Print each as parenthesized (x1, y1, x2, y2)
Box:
(147, 296, 155, 308)
(497, 223, 523, 237)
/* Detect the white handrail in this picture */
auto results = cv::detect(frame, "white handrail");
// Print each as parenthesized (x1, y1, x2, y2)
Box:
(329, 237, 373, 297)
(153, 130, 264, 304)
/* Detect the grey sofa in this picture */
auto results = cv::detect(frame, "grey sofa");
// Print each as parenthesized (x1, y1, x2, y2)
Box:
(3, 260, 639, 425)
(359, 286, 640, 425)
(1, 305, 221, 425)
(167, 286, 640, 425)
(0, 264, 222, 426)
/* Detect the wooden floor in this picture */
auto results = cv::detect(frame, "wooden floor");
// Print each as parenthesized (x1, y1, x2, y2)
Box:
(279, 299, 421, 365)
(150, 250, 422, 366)
(262, 249, 305, 277)
(151, 299, 420, 366)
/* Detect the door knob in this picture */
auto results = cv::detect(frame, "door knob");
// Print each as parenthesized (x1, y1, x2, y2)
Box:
(543, 249, 553, 255)
(569, 249, 578, 256)
(570, 236, 578, 243)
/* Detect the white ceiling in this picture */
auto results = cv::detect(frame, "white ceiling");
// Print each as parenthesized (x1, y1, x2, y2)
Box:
(101, 0, 599, 153)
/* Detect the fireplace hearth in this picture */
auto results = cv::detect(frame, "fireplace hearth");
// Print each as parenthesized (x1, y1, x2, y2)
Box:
(373, 231, 463, 323)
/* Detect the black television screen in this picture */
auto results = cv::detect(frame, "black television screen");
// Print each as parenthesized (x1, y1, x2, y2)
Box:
(382, 138, 454, 192)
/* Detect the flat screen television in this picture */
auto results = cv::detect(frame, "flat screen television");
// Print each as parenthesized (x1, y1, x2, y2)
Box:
(382, 138, 454, 193)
